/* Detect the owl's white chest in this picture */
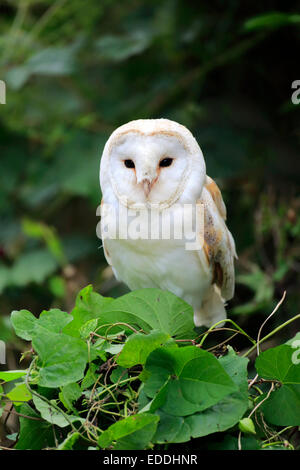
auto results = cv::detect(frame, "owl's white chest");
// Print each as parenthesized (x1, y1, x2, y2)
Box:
(101, 204, 212, 309)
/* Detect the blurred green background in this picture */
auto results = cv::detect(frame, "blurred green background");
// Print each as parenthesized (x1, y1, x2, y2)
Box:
(0, 0, 299, 369)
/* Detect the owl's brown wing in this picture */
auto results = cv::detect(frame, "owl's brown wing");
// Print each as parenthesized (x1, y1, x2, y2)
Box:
(199, 176, 237, 300)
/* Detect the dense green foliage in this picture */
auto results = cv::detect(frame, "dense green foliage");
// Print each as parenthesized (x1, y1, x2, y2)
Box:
(0, 286, 299, 450)
(0, 0, 299, 450)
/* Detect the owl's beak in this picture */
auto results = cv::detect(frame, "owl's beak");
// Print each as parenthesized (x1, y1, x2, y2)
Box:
(141, 178, 152, 197)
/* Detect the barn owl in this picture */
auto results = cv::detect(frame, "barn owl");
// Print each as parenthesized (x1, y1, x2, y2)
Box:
(99, 119, 237, 327)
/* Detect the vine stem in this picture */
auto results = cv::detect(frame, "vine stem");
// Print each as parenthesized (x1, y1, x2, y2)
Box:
(238, 382, 275, 450)
(248, 292, 286, 389)
(242, 312, 300, 358)
(262, 426, 293, 444)
(97, 375, 139, 398)
(198, 319, 255, 348)
(256, 291, 286, 356)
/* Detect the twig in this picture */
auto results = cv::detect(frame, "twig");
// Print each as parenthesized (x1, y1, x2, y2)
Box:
(248, 291, 286, 390)
(4, 409, 43, 422)
(206, 332, 239, 352)
(198, 319, 255, 348)
(256, 291, 286, 356)
(242, 312, 300, 358)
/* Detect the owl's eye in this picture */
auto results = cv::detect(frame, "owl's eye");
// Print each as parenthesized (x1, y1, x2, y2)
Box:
(124, 159, 135, 169)
(159, 157, 173, 168)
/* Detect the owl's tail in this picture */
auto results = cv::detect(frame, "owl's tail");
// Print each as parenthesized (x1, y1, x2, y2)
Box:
(193, 285, 227, 328)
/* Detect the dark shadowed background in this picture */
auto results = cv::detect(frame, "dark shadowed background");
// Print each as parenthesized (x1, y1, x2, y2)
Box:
(0, 1, 299, 374)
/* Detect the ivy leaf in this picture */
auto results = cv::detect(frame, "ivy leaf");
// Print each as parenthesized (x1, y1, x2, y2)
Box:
(261, 384, 300, 426)
(37, 309, 73, 334)
(256, 342, 300, 426)
(0, 370, 27, 382)
(15, 403, 55, 450)
(6, 41, 82, 90)
(97, 288, 196, 340)
(110, 366, 128, 384)
(63, 285, 113, 337)
(98, 414, 159, 450)
(255, 344, 300, 384)
(32, 395, 84, 428)
(143, 345, 237, 417)
(58, 432, 81, 450)
(11, 309, 37, 341)
(10, 249, 58, 287)
(152, 347, 249, 443)
(59, 383, 82, 412)
(79, 318, 98, 339)
(81, 363, 98, 391)
(32, 327, 88, 388)
(11, 308, 72, 341)
(95, 31, 152, 62)
(7, 383, 32, 402)
(117, 330, 171, 368)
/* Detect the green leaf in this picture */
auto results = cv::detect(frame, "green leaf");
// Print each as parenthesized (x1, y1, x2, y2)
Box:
(7, 383, 32, 402)
(97, 289, 196, 340)
(143, 345, 237, 417)
(58, 432, 81, 450)
(22, 218, 66, 264)
(10, 249, 58, 287)
(0, 370, 27, 382)
(11, 308, 72, 341)
(15, 403, 55, 450)
(151, 412, 191, 443)
(63, 285, 113, 337)
(6, 41, 82, 90)
(117, 330, 171, 368)
(95, 31, 151, 62)
(184, 349, 249, 436)
(286, 332, 300, 346)
(244, 12, 300, 32)
(98, 414, 159, 450)
(110, 366, 128, 384)
(48, 276, 66, 298)
(79, 318, 98, 339)
(38, 309, 73, 333)
(255, 344, 300, 384)
(261, 384, 300, 426)
(81, 363, 98, 390)
(11, 309, 37, 341)
(59, 382, 82, 412)
(256, 342, 300, 426)
(32, 328, 88, 387)
(255, 341, 300, 426)
(32, 395, 84, 428)
(152, 347, 249, 443)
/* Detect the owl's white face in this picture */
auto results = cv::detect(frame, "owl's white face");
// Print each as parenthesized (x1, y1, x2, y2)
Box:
(109, 132, 190, 207)
(100, 119, 206, 209)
